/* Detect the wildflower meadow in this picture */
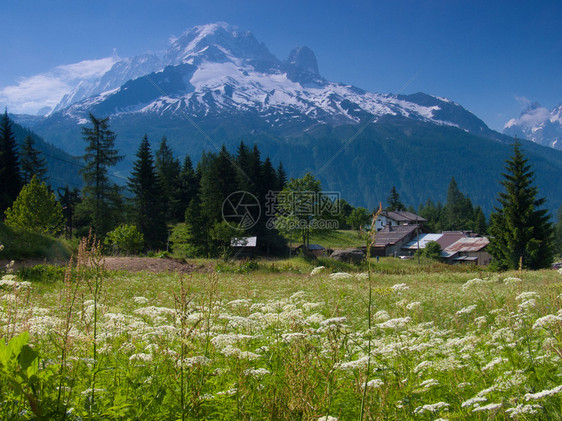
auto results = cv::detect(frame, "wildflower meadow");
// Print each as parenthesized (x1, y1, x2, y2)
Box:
(1, 241, 561, 419)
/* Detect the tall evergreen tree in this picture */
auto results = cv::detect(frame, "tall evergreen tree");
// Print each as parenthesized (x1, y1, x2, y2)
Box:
(386, 186, 405, 211)
(555, 205, 562, 256)
(155, 137, 181, 222)
(235, 141, 255, 193)
(20, 135, 48, 185)
(177, 155, 199, 220)
(276, 162, 287, 191)
(443, 177, 473, 230)
(58, 186, 81, 239)
(0, 110, 22, 212)
(78, 113, 123, 238)
(128, 135, 168, 251)
(488, 142, 553, 269)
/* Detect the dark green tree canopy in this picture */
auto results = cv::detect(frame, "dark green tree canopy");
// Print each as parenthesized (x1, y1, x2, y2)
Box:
(128, 135, 168, 250)
(488, 142, 553, 270)
(78, 113, 123, 238)
(386, 186, 405, 211)
(20, 135, 48, 185)
(0, 110, 22, 212)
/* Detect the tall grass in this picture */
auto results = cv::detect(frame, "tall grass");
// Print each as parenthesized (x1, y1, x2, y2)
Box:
(0, 252, 561, 419)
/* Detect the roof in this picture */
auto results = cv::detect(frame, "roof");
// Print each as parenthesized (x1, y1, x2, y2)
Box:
(231, 237, 257, 247)
(436, 232, 467, 249)
(402, 233, 443, 250)
(443, 237, 490, 253)
(295, 244, 326, 251)
(381, 210, 427, 223)
(374, 224, 418, 247)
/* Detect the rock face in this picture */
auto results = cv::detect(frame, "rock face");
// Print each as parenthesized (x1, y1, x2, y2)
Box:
(330, 248, 365, 264)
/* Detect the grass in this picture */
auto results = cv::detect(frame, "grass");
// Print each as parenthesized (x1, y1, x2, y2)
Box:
(1, 249, 562, 419)
(0, 222, 72, 262)
(288, 229, 366, 249)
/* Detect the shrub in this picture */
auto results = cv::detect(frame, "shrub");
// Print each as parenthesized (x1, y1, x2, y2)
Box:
(103, 224, 144, 255)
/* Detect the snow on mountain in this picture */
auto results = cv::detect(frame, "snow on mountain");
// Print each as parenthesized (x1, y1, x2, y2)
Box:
(504, 102, 562, 150)
(50, 22, 488, 136)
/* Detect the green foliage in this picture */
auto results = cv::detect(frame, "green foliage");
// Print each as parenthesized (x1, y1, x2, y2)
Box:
(386, 186, 405, 211)
(423, 240, 442, 260)
(103, 224, 144, 256)
(128, 135, 168, 250)
(489, 142, 554, 270)
(16, 264, 66, 284)
(346, 207, 370, 233)
(4, 176, 64, 235)
(155, 136, 183, 222)
(555, 205, 562, 257)
(0, 110, 22, 213)
(79, 113, 124, 238)
(19, 135, 48, 185)
(0, 222, 72, 261)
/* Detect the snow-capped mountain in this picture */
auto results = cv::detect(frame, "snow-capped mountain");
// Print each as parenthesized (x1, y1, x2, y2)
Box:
(50, 22, 490, 136)
(503, 102, 562, 150)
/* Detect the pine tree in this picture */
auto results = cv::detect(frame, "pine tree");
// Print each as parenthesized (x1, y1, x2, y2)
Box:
(386, 186, 405, 211)
(177, 155, 199, 220)
(488, 142, 553, 269)
(0, 110, 22, 212)
(20, 135, 48, 184)
(58, 186, 81, 239)
(4, 175, 63, 235)
(443, 177, 474, 230)
(276, 162, 287, 190)
(78, 113, 123, 238)
(128, 135, 168, 250)
(235, 141, 255, 193)
(155, 137, 181, 222)
(555, 205, 562, 256)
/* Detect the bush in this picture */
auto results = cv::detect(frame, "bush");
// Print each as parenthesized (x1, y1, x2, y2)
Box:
(424, 241, 442, 260)
(0, 222, 72, 261)
(103, 225, 144, 256)
(16, 264, 66, 283)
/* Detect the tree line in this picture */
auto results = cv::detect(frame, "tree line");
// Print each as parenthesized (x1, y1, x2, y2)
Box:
(1, 110, 561, 266)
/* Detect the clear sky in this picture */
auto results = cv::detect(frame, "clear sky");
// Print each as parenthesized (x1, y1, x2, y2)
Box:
(1, 0, 561, 131)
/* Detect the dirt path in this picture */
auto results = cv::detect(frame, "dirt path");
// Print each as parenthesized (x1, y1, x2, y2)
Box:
(1, 257, 209, 274)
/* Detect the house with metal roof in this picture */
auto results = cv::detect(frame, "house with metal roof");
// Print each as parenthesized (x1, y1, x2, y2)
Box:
(375, 210, 427, 231)
(373, 224, 421, 257)
(440, 237, 491, 266)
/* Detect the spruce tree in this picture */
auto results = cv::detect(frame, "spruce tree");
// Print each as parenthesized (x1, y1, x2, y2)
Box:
(0, 110, 22, 212)
(155, 137, 181, 222)
(20, 135, 48, 184)
(386, 186, 405, 211)
(488, 142, 553, 269)
(128, 135, 168, 251)
(555, 205, 562, 256)
(177, 155, 199, 220)
(78, 113, 123, 238)
(276, 162, 287, 190)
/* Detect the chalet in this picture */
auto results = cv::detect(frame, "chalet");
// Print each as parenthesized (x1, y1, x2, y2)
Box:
(375, 210, 427, 231)
(230, 236, 257, 259)
(440, 237, 491, 266)
(372, 224, 421, 257)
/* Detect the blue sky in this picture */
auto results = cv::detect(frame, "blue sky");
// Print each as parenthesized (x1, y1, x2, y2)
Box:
(1, 0, 561, 131)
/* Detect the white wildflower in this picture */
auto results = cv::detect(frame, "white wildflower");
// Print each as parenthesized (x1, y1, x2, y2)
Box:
(482, 357, 506, 371)
(133, 296, 148, 305)
(505, 404, 542, 418)
(475, 316, 487, 328)
(413, 402, 449, 414)
(406, 301, 422, 311)
(366, 378, 384, 389)
(532, 314, 562, 330)
(180, 356, 211, 368)
(329, 272, 352, 280)
(302, 302, 323, 311)
(518, 299, 536, 312)
(317, 416, 338, 421)
(376, 316, 411, 329)
(503, 277, 522, 286)
(524, 384, 562, 401)
(310, 266, 327, 276)
(320, 316, 347, 326)
(306, 313, 325, 324)
(391, 283, 409, 293)
(244, 367, 270, 378)
(516, 291, 539, 301)
(355, 272, 368, 280)
(461, 396, 487, 408)
(81, 388, 105, 395)
(462, 278, 489, 290)
(374, 310, 390, 321)
(420, 378, 439, 389)
(129, 353, 152, 362)
(456, 305, 477, 316)
(472, 403, 502, 412)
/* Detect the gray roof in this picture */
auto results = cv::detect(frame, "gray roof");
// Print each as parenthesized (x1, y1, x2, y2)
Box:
(231, 236, 257, 247)
(402, 233, 443, 250)
(374, 224, 418, 247)
(382, 210, 427, 223)
(444, 237, 489, 253)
